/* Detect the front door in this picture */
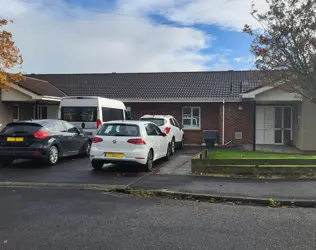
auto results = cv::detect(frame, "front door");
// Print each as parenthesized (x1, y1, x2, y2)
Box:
(274, 106, 292, 144)
(256, 106, 292, 144)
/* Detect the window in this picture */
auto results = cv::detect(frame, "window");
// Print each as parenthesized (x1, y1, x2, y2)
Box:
(172, 118, 180, 128)
(126, 106, 132, 119)
(61, 107, 97, 122)
(63, 121, 79, 133)
(182, 107, 200, 129)
(98, 124, 140, 137)
(102, 108, 124, 122)
(169, 118, 176, 127)
(145, 123, 160, 136)
(39, 106, 47, 119)
(140, 118, 166, 126)
(12, 105, 19, 121)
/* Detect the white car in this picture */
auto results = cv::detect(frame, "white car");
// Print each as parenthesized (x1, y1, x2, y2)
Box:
(89, 120, 171, 171)
(139, 115, 184, 154)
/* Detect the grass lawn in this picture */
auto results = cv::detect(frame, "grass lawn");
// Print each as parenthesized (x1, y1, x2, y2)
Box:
(208, 150, 316, 159)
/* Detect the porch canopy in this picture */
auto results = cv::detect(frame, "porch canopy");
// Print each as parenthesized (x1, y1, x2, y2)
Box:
(241, 85, 302, 151)
(1, 77, 66, 121)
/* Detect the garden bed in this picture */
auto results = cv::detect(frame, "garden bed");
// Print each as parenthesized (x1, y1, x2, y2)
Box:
(191, 149, 316, 177)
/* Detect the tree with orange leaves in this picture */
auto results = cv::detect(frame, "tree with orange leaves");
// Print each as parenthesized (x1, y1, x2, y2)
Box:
(0, 18, 23, 89)
(244, 0, 316, 101)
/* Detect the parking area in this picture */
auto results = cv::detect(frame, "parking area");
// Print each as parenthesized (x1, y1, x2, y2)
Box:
(0, 147, 203, 186)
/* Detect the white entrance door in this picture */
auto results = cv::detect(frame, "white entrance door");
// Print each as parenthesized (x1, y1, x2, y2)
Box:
(256, 106, 292, 144)
(256, 106, 274, 144)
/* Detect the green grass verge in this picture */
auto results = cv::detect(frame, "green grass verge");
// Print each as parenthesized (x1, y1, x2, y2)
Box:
(208, 150, 316, 159)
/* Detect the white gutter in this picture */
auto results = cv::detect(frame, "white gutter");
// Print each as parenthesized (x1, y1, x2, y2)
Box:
(222, 99, 225, 145)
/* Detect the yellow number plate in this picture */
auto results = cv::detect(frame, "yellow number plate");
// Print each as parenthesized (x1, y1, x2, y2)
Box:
(105, 153, 123, 158)
(7, 137, 24, 142)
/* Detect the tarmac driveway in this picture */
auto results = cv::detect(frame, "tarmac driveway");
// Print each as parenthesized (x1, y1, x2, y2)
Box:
(0, 147, 202, 186)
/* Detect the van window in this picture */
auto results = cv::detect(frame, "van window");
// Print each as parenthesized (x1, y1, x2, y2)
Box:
(102, 108, 124, 122)
(61, 107, 97, 122)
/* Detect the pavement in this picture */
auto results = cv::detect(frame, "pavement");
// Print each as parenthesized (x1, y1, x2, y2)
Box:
(1, 188, 316, 250)
(1, 146, 316, 204)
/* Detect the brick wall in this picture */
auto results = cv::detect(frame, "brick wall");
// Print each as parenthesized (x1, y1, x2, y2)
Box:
(218, 102, 253, 145)
(126, 102, 220, 145)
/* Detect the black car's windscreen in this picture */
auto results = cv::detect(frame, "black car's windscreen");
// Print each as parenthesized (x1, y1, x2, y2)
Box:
(98, 124, 140, 136)
(0, 123, 42, 135)
(139, 118, 166, 126)
(61, 107, 97, 122)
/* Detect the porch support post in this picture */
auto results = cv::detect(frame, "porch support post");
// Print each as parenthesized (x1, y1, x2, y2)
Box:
(252, 99, 256, 152)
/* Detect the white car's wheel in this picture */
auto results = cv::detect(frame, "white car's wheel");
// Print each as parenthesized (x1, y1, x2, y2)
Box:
(144, 150, 153, 171)
(171, 138, 175, 155)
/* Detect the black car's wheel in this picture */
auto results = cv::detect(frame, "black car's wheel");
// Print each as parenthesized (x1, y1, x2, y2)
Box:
(164, 143, 171, 161)
(80, 141, 91, 156)
(91, 160, 104, 170)
(144, 149, 153, 172)
(0, 158, 14, 166)
(171, 138, 176, 155)
(45, 145, 59, 166)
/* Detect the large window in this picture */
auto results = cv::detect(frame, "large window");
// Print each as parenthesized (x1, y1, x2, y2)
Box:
(102, 107, 124, 122)
(61, 107, 97, 122)
(182, 107, 201, 129)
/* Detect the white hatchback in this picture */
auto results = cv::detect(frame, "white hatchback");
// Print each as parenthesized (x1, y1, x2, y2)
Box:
(139, 115, 184, 155)
(89, 121, 171, 171)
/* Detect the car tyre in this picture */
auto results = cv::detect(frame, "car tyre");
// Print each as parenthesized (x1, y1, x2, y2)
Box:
(144, 149, 153, 172)
(179, 136, 184, 149)
(0, 158, 14, 166)
(164, 143, 171, 161)
(45, 145, 59, 166)
(171, 138, 176, 155)
(91, 160, 104, 170)
(80, 141, 91, 157)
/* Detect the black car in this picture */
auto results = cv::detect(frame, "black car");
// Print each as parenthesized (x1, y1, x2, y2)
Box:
(0, 119, 91, 166)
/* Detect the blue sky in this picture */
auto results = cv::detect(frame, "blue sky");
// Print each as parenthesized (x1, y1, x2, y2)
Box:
(1, 0, 265, 73)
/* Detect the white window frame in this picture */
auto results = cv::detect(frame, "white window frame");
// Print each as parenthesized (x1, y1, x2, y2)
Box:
(182, 106, 201, 130)
(12, 105, 19, 121)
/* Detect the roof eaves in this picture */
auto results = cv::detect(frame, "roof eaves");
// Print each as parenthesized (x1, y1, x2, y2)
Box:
(121, 98, 241, 103)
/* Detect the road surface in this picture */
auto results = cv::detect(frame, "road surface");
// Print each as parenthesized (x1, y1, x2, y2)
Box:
(0, 188, 315, 250)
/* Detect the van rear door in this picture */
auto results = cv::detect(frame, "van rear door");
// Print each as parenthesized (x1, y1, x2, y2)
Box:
(60, 106, 98, 136)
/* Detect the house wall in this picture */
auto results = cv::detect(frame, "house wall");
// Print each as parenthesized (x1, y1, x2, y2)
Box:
(0, 101, 12, 130)
(255, 88, 301, 102)
(219, 102, 253, 145)
(1, 89, 32, 102)
(126, 102, 220, 145)
(294, 99, 316, 151)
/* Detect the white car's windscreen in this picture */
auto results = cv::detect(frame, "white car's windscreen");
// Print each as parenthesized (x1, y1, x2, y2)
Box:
(98, 124, 140, 137)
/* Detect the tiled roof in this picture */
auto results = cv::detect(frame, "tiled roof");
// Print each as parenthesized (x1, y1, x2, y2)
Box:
(28, 71, 263, 100)
(19, 77, 66, 97)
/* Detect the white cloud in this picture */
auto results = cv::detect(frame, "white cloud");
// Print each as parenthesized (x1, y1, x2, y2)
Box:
(0, 0, 213, 73)
(120, 0, 269, 30)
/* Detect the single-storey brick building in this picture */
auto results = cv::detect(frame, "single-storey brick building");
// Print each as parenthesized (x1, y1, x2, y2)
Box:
(2, 70, 315, 151)
(28, 70, 308, 149)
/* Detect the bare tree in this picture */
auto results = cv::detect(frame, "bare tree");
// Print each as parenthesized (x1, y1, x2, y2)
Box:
(244, 0, 316, 100)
